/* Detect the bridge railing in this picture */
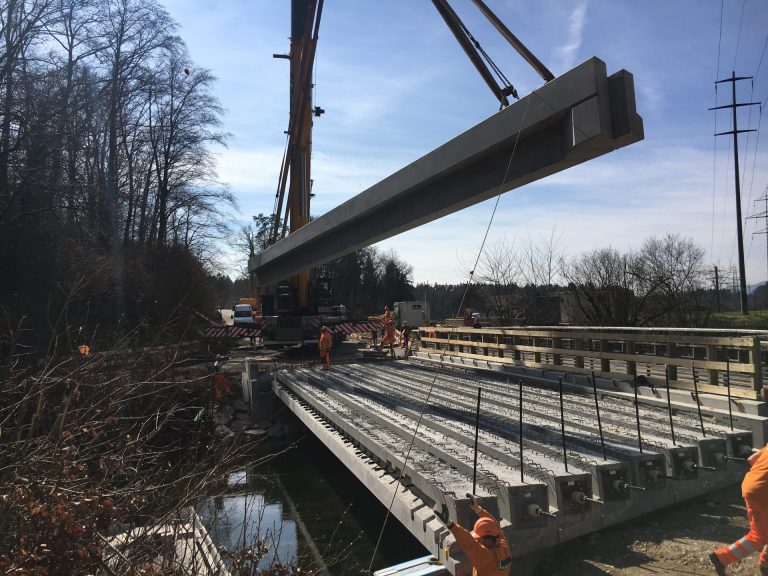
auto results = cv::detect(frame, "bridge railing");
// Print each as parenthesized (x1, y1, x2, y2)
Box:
(418, 325, 768, 400)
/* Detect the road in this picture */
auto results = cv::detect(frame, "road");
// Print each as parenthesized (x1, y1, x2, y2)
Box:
(219, 308, 233, 326)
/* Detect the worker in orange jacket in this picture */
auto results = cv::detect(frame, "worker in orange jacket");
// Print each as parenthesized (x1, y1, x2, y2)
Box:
(318, 326, 332, 370)
(711, 443, 768, 575)
(437, 495, 511, 576)
(381, 320, 396, 357)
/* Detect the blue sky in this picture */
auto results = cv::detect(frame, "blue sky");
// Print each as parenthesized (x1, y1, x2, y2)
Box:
(162, 0, 768, 286)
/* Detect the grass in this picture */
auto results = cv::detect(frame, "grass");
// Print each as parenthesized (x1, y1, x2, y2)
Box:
(708, 309, 768, 329)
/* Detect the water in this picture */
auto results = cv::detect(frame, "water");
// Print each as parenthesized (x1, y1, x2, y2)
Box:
(201, 431, 426, 575)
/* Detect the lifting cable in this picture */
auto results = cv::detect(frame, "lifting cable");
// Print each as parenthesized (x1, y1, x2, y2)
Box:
(455, 16, 518, 102)
(367, 93, 534, 574)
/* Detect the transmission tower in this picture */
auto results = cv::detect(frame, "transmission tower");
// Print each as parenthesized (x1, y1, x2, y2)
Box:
(748, 185, 768, 310)
(710, 71, 761, 315)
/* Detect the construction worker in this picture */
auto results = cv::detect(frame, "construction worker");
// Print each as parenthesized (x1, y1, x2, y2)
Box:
(436, 495, 511, 576)
(383, 305, 392, 324)
(381, 320, 396, 357)
(319, 326, 332, 369)
(214, 372, 233, 401)
(400, 321, 412, 349)
(710, 443, 768, 575)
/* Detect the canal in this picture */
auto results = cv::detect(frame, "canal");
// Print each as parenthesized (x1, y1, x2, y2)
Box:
(201, 419, 426, 574)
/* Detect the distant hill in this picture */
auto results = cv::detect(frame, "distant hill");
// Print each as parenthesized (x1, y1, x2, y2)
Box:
(748, 281, 767, 294)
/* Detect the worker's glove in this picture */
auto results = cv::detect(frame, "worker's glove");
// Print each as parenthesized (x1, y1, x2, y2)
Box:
(436, 505, 454, 528)
(466, 493, 482, 514)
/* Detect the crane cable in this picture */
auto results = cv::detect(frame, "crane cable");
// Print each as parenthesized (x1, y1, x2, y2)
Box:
(456, 14, 518, 102)
(367, 93, 534, 573)
(365, 69, 605, 571)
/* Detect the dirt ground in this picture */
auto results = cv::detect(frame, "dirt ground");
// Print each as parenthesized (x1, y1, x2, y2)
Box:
(534, 482, 756, 576)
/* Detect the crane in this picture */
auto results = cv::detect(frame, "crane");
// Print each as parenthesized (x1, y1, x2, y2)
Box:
(265, 0, 553, 315)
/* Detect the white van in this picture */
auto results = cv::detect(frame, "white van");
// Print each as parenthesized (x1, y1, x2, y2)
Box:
(233, 303, 254, 326)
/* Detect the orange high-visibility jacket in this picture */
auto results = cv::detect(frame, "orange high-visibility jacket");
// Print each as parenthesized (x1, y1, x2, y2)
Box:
(319, 331, 332, 354)
(744, 443, 768, 502)
(449, 510, 511, 576)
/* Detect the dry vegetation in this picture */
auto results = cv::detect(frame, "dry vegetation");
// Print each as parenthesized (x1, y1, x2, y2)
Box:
(0, 338, 308, 575)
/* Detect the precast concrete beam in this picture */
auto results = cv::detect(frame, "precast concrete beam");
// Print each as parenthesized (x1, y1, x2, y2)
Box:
(630, 455, 668, 490)
(275, 372, 481, 527)
(270, 362, 757, 570)
(699, 438, 729, 470)
(250, 57, 643, 285)
(270, 378, 459, 569)
(727, 432, 754, 458)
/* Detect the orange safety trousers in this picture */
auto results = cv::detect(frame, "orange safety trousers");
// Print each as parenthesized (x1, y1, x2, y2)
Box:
(320, 352, 330, 369)
(715, 500, 768, 567)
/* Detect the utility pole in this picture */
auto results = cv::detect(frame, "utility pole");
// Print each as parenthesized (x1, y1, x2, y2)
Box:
(710, 71, 761, 315)
(747, 185, 768, 310)
(714, 266, 721, 313)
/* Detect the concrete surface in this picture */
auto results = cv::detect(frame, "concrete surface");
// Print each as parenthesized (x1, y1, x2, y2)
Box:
(270, 361, 761, 576)
(250, 57, 643, 285)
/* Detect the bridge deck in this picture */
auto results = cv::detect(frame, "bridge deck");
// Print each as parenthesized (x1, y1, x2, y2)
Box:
(272, 360, 762, 575)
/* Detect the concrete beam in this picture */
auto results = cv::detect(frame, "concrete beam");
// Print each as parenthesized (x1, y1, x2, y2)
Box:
(250, 56, 643, 285)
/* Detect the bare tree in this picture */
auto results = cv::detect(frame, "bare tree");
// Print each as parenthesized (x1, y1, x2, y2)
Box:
(637, 233, 707, 325)
(0, 0, 56, 209)
(561, 247, 643, 326)
(562, 234, 707, 327)
(93, 0, 175, 246)
(520, 228, 564, 324)
(467, 237, 524, 325)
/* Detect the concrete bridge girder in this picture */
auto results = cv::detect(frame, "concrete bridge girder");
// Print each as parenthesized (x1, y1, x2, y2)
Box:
(250, 57, 644, 285)
(269, 362, 756, 574)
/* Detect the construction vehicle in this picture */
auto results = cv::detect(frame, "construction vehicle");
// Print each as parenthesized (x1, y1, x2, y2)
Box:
(241, 0, 556, 346)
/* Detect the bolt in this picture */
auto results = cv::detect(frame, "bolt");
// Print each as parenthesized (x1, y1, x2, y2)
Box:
(714, 453, 726, 464)
(681, 460, 697, 473)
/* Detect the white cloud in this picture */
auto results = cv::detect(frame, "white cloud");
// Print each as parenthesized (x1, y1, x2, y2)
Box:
(554, 2, 588, 71)
(215, 147, 285, 193)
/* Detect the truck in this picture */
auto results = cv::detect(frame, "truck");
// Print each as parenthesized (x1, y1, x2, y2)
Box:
(233, 303, 255, 326)
(255, 275, 353, 346)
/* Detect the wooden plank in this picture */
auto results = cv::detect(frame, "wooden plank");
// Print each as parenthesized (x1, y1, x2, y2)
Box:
(416, 348, 759, 399)
(421, 327, 766, 347)
(420, 338, 756, 374)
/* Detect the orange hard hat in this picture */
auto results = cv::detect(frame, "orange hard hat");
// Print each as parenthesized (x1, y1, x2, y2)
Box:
(471, 517, 500, 539)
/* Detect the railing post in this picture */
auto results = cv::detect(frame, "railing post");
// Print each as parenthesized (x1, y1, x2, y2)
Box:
(625, 340, 636, 376)
(750, 336, 763, 398)
(497, 334, 504, 359)
(666, 342, 678, 382)
(512, 335, 521, 363)
(533, 336, 542, 364)
(574, 339, 585, 370)
(706, 344, 719, 386)
(553, 337, 562, 366)
(599, 339, 610, 373)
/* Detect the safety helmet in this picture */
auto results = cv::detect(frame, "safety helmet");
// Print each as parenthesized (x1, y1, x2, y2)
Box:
(471, 517, 500, 539)
(321, 326, 329, 332)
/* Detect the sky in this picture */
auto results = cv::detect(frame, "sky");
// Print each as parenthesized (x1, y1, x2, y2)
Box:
(161, 0, 768, 286)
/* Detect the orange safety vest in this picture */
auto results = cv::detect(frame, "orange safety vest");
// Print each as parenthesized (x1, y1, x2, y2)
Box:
(319, 331, 332, 354)
(744, 444, 768, 502)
